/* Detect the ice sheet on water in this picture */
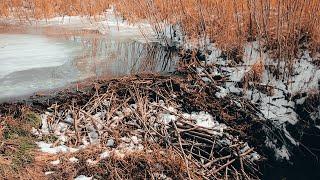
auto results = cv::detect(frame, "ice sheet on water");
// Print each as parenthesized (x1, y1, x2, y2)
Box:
(0, 34, 80, 78)
(39, 7, 156, 43)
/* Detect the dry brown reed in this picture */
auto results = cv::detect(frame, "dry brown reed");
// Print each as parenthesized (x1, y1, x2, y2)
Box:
(115, 0, 320, 59)
(0, 0, 110, 19)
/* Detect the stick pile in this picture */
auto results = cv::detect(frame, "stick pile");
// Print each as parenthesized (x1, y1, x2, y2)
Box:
(31, 74, 264, 179)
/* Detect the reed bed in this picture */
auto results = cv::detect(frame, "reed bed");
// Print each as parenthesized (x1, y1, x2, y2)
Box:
(115, 0, 320, 59)
(0, 0, 110, 19)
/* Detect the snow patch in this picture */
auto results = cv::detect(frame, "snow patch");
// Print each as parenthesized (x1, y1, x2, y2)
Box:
(215, 86, 228, 98)
(69, 157, 79, 163)
(74, 175, 93, 180)
(45, 171, 55, 175)
(50, 160, 60, 165)
(100, 151, 110, 159)
(36, 141, 78, 154)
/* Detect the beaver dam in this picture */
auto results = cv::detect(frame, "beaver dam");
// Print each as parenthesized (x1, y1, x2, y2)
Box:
(0, 1, 320, 180)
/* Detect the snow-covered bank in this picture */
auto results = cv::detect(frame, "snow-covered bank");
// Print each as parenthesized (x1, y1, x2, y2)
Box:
(196, 41, 320, 161)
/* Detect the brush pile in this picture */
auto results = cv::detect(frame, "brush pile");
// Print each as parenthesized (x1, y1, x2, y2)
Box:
(28, 74, 265, 179)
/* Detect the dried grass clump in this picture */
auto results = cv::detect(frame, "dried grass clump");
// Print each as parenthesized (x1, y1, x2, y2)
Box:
(241, 59, 265, 91)
(252, 59, 264, 81)
(0, 106, 44, 179)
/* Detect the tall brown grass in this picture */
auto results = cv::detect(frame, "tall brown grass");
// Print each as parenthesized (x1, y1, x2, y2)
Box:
(115, 0, 320, 59)
(0, 0, 110, 19)
(1, 0, 319, 61)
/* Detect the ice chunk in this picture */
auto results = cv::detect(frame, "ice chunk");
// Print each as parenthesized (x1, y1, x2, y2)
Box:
(100, 151, 110, 159)
(106, 139, 115, 147)
(50, 160, 60, 165)
(74, 175, 92, 180)
(45, 171, 55, 175)
(69, 157, 79, 163)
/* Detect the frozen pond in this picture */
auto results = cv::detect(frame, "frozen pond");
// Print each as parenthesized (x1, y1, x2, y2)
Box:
(0, 25, 178, 101)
